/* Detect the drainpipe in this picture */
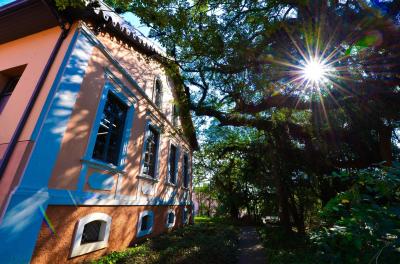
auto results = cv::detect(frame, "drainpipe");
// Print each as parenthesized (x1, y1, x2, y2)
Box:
(0, 7, 71, 179)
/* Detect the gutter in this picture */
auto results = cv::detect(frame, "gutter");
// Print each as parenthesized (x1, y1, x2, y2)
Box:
(0, 1, 71, 178)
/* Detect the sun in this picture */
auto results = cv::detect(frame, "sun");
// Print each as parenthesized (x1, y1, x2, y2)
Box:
(301, 57, 331, 85)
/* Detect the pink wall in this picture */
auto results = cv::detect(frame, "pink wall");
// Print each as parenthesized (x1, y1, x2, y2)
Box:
(48, 29, 193, 202)
(0, 25, 77, 214)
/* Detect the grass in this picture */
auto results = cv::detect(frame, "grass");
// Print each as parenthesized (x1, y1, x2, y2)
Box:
(258, 225, 319, 264)
(92, 216, 239, 264)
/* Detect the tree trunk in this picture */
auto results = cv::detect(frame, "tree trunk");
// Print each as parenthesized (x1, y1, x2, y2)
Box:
(379, 125, 393, 166)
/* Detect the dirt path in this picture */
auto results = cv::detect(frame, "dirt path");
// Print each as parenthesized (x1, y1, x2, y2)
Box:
(238, 226, 267, 264)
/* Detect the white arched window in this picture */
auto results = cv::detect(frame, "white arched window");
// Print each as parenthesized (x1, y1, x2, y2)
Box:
(70, 212, 112, 258)
(166, 209, 176, 228)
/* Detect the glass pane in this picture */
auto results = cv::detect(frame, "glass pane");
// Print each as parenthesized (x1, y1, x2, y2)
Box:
(81, 220, 102, 244)
(168, 212, 175, 224)
(169, 145, 177, 183)
(154, 80, 162, 107)
(183, 155, 189, 187)
(143, 127, 159, 177)
(141, 215, 149, 231)
(92, 92, 127, 166)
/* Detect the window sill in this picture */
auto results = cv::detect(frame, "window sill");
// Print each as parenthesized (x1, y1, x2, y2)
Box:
(81, 158, 127, 175)
(137, 228, 152, 238)
(137, 174, 159, 183)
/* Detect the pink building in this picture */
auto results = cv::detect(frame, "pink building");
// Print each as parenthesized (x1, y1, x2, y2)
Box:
(0, 1, 198, 263)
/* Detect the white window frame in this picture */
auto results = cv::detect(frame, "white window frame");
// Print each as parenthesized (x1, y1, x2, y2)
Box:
(137, 210, 154, 237)
(166, 209, 176, 228)
(70, 212, 112, 258)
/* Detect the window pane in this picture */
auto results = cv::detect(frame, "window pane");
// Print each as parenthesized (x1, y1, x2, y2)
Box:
(141, 215, 149, 231)
(92, 92, 127, 166)
(154, 80, 162, 108)
(0, 76, 20, 113)
(183, 154, 189, 187)
(172, 105, 178, 126)
(143, 127, 159, 178)
(168, 212, 175, 224)
(81, 220, 102, 244)
(168, 145, 177, 183)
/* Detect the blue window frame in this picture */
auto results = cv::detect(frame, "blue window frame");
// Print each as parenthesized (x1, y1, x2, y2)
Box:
(141, 123, 161, 178)
(168, 144, 179, 184)
(92, 92, 128, 165)
(183, 153, 190, 188)
(83, 82, 135, 169)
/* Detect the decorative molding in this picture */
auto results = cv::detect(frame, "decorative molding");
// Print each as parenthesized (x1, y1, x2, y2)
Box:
(88, 173, 115, 191)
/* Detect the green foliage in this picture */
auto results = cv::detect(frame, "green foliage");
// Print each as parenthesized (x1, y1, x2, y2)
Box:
(311, 165, 400, 263)
(258, 225, 318, 264)
(92, 217, 239, 264)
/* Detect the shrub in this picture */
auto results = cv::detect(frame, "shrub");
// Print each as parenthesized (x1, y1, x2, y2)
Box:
(311, 165, 400, 263)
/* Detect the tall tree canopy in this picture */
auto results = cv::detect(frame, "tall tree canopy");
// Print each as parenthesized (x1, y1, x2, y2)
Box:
(103, 0, 400, 167)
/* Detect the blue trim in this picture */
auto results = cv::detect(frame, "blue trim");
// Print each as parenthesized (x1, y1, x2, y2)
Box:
(0, 29, 94, 264)
(88, 173, 115, 191)
(30, 30, 80, 140)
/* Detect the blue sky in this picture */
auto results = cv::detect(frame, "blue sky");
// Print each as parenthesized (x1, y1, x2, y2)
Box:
(0, 0, 14, 6)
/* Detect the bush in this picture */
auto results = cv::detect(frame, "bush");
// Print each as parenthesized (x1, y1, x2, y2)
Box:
(311, 165, 400, 263)
(93, 217, 239, 264)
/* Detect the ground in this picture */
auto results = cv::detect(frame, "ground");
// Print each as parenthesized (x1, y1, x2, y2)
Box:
(92, 217, 239, 264)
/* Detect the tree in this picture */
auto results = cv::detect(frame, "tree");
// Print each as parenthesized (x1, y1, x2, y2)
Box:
(56, 0, 400, 231)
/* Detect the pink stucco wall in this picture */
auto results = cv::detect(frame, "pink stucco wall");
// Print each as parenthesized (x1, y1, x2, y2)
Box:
(0, 25, 77, 214)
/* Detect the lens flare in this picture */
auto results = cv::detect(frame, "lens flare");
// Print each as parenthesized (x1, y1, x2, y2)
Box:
(302, 58, 329, 82)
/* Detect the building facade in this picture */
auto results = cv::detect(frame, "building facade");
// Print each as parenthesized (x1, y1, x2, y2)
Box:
(0, 1, 197, 263)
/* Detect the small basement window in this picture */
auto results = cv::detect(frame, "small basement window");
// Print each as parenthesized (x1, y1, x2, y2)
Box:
(0, 65, 26, 114)
(81, 220, 102, 244)
(137, 211, 154, 237)
(70, 213, 112, 258)
(166, 209, 175, 228)
(140, 215, 150, 231)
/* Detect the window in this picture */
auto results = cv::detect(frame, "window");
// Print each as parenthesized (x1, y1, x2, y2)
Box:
(92, 92, 128, 166)
(142, 126, 159, 178)
(166, 209, 175, 228)
(137, 211, 154, 237)
(141, 215, 150, 231)
(153, 79, 162, 108)
(183, 153, 190, 188)
(172, 104, 178, 126)
(0, 65, 25, 114)
(81, 220, 102, 244)
(168, 144, 178, 184)
(70, 213, 112, 258)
